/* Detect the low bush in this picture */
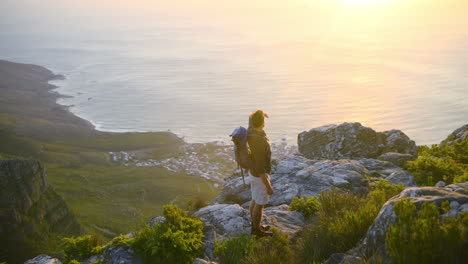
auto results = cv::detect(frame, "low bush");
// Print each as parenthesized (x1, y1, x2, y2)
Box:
(289, 196, 320, 218)
(214, 233, 254, 264)
(386, 199, 468, 264)
(317, 188, 361, 218)
(214, 228, 291, 264)
(61, 235, 103, 263)
(105, 234, 134, 249)
(133, 204, 204, 264)
(407, 138, 468, 186)
(407, 155, 464, 186)
(297, 180, 404, 263)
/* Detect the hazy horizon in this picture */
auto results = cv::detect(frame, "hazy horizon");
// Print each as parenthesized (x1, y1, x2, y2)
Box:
(1, 0, 468, 144)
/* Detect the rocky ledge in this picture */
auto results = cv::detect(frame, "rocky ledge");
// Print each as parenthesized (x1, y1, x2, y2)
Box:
(194, 203, 305, 259)
(215, 155, 415, 206)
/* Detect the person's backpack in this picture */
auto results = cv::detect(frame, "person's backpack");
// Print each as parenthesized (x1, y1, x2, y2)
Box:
(230, 126, 252, 185)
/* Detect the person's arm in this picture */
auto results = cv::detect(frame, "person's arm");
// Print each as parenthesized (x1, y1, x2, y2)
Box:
(259, 173, 274, 195)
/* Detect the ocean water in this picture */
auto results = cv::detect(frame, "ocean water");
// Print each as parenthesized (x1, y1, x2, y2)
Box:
(1, 0, 467, 145)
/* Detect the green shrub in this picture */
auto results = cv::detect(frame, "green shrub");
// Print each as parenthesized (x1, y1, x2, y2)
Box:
(133, 204, 204, 264)
(297, 180, 404, 263)
(454, 170, 468, 184)
(289, 196, 320, 218)
(407, 139, 468, 186)
(214, 228, 291, 264)
(61, 235, 103, 263)
(386, 199, 468, 264)
(105, 234, 134, 249)
(214, 233, 255, 264)
(407, 156, 464, 186)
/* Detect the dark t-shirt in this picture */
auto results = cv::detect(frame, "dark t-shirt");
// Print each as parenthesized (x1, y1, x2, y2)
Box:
(248, 128, 272, 177)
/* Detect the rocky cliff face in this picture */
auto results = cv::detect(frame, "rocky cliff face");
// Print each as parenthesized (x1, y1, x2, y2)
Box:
(0, 159, 82, 263)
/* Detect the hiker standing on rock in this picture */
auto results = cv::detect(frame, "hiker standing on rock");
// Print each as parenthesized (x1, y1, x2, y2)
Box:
(248, 110, 274, 237)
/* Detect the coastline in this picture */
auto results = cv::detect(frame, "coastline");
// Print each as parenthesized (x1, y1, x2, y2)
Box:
(0, 59, 183, 148)
(0, 59, 220, 242)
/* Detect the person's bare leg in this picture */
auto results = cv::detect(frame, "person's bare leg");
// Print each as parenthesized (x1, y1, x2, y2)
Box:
(252, 203, 264, 232)
(249, 200, 256, 221)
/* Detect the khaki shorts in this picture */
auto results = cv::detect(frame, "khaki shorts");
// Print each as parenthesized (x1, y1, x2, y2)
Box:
(250, 173, 270, 205)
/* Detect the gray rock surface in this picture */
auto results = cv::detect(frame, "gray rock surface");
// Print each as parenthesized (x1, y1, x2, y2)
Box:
(298, 122, 416, 160)
(329, 182, 468, 264)
(378, 152, 415, 167)
(435, 181, 446, 187)
(385, 170, 416, 186)
(381, 130, 417, 157)
(23, 255, 61, 264)
(355, 158, 416, 186)
(100, 246, 143, 264)
(215, 156, 416, 206)
(441, 124, 468, 145)
(147, 216, 165, 227)
(1, 159, 82, 263)
(193, 203, 304, 260)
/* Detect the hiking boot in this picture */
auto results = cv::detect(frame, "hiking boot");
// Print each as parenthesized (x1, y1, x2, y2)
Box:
(251, 222, 271, 231)
(251, 228, 273, 237)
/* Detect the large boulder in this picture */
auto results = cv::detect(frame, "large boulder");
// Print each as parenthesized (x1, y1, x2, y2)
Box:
(441, 124, 468, 145)
(298, 122, 417, 160)
(193, 203, 304, 260)
(327, 182, 468, 264)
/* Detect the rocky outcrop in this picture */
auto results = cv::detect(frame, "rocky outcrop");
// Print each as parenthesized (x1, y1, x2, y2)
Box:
(441, 124, 468, 145)
(193, 203, 304, 260)
(298, 122, 417, 160)
(0, 159, 82, 264)
(215, 156, 416, 206)
(327, 182, 468, 264)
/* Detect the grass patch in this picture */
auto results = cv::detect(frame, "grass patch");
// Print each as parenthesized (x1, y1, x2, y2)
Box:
(214, 228, 292, 264)
(46, 163, 216, 238)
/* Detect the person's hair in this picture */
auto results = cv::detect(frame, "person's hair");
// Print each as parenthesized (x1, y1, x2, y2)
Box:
(249, 110, 267, 128)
